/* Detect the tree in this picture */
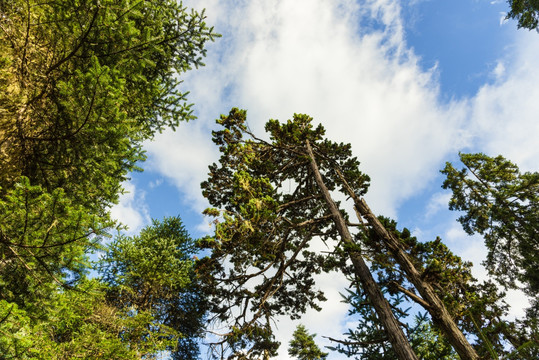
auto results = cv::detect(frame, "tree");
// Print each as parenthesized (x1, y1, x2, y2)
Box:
(442, 153, 539, 359)
(288, 325, 328, 360)
(409, 314, 459, 360)
(442, 153, 539, 297)
(0, 216, 207, 359)
(0, 177, 105, 306)
(0, 0, 217, 211)
(335, 187, 480, 359)
(506, 0, 539, 30)
(336, 218, 533, 359)
(328, 285, 458, 360)
(0, 278, 188, 359)
(100, 216, 207, 359)
(201, 109, 517, 359)
(0, 0, 217, 291)
(327, 287, 418, 360)
(201, 108, 455, 359)
(0, 0, 217, 356)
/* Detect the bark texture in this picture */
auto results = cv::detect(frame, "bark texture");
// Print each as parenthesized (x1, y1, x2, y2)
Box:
(332, 166, 479, 360)
(306, 140, 419, 360)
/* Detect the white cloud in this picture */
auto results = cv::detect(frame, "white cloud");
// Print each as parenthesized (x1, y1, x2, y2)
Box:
(499, 12, 509, 26)
(109, 181, 150, 235)
(148, 178, 163, 189)
(492, 60, 506, 79)
(468, 31, 539, 171)
(445, 222, 469, 245)
(171, 0, 468, 220)
(425, 191, 451, 218)
(143, 119, 219, 215)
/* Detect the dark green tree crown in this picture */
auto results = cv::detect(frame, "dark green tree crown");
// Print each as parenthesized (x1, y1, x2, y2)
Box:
(200, 108, 370, 358)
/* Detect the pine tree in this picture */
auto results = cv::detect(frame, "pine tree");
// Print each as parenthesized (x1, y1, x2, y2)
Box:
(0, 1, 217, 357)
(442, 153, 539, 297)
(200, 108, 416, 359)
(288, 325, 328, 360)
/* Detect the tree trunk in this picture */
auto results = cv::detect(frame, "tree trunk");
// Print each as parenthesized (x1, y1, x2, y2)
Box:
(305, 140, 419, 360)
(353, 198, 479, 360)
(331, 164, 479, 360)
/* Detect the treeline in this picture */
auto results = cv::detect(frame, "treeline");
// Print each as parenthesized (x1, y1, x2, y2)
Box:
(0, 1, 537, 359)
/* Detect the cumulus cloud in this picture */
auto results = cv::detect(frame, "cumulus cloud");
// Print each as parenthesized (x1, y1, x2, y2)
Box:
(109, 181, 150, 235)
(168, 0, 468, 219)
(144, 120, 217, 214)
(425, 191, 452, 218)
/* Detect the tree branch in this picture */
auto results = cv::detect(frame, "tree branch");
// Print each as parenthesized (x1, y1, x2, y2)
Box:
(46, 6, 100, 75)
(323, 335, 389, 347)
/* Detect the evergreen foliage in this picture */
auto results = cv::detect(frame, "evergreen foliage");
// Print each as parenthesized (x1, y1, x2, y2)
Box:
(0, 0, 216, 357)
(329, 286, 458, 360)
(1, 0, 536, 358)
(0, 279, 178, 359)
(0, 0, 217, 213)
(327, 288, 415, 360)
(336, 218, 535, 359)
(506, 0, 539, 30)
(288, 325, 328, 360)
(101, 216, 208, 359)
(199, 108, 374, 358)
(200, 109, 537, 359)
(199, 109, 419, 358)
(442, 153, 539, 297)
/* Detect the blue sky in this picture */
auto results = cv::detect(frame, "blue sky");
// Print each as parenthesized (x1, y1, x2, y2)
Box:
(403, 0, 513, 98)
(111, 1, 539, 358)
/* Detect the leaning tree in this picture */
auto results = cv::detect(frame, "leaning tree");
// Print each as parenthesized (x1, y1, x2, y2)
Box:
(199, 108, 482, 359)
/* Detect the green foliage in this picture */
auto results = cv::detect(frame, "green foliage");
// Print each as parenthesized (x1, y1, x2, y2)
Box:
(328, 287, 410, 360)
(101, 216, 207, 359)
(288, 325, 328, 360)
(442, 153, 539, 295)
(364, 218, 476, 318)
(0, 215, 206, 359)
(441, 153, 539, 357)
(201, 109, 537, 359)
(506, 0, 539, 30)
(329, 285, 457, 360)
(362, 217, 532, 358)
(102, 217, 194, 304)
(0, 0, 217, 212)
(0, 0, 216, 295)
(0, 279, 178, 359)
(0, 300, 34, 358)
(200, 108, 371, 358)
(409, 314, 458, 360)
(506, 313, 539, 359)
(0, 0, 216, 357)
(0, 177, 108, 307)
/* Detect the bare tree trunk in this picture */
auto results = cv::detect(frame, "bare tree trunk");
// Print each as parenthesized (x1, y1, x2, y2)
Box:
(354, 199, 479, 360)
(305, 140, 419, 360)
(331, 165, 479, 360)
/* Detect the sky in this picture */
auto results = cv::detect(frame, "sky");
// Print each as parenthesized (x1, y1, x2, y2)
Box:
(110, 1, 539, 358)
